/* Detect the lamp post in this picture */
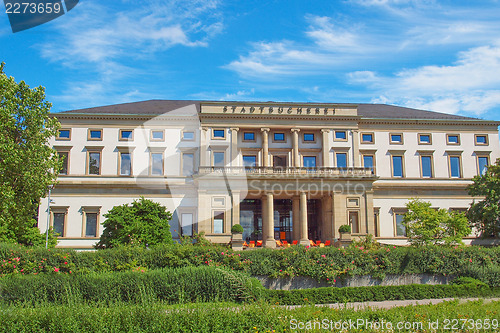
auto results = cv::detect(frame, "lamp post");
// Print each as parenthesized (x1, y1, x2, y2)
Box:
(45, 185, 53, 249)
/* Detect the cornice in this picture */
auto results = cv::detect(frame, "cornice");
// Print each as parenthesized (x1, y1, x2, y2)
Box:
(359, 118, 500, 127)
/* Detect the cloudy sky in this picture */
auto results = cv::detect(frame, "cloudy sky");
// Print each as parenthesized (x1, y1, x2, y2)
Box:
(1, 0, 500, 120)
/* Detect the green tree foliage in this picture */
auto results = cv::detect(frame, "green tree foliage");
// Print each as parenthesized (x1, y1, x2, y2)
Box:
(403, 199, 470, 246)
(0, 63, 60, 246)
(467, 158, 500, 238)
(96, 197, 173, 249)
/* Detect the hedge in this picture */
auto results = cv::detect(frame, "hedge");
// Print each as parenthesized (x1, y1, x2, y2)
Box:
(1, 242, 499, 285)
(0, 300, 498, 332)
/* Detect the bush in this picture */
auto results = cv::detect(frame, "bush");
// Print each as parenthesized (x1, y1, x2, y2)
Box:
(339, 225, 351, 233)
(230, 224, 244, 233)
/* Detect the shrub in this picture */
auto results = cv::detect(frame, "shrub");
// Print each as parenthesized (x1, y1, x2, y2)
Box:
(231, 224, 244, 233)
(339, 225, 351, 233)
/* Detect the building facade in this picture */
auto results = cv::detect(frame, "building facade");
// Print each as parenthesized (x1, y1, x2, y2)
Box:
(38, 100, 500, 249)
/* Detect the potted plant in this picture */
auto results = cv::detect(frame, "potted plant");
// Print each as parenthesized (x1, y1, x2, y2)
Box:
(231, 224, 244, 250)
(338, 224, 351, 241)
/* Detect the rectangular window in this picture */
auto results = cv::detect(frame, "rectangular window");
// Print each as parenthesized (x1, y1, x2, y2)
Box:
(213, 129, 225, 138)
(478, 156, 489, 176)
(418, 134, 431, 144)
(151, 130, 164, 141)
(88, 152, 101, 175)
(395, 213, 406, 237)
(273, 155, 287, 168)
(151, 153, 163, 175)
(335, 131, 347, 141)
(392, 155, 404, 177)
(88, 129, 102, 140)
(243, 132, 255, 141)
(58, 152, 69, 175)
(119, 130, 133, 141)
(303, 133, 315, 142)
(303, 156, 316, 168)
(390, 133, 403, 144)
(120, 152, 132, 176)
(475, 134, 488, 145)
(336, 152, 347, 168)
(361, 133, 374, 143)
(57, 129, 71, 140)
(213, 211, 224, 234)
(447, 134, 460, 145)
(243, 155, 257, 167)
(183, 131, 195, 141)
(53, 213, 65, 237)
(349, 211, 359, 234)
(182, 153, 194, 176)
(449, 156, 461, 178)
(213, 152, 225, 167)
(85, 213, 98, 237)
(421, 155, 433, 178)
(181, 213, 193, 237)
(363, 155, 374, 171)
(273, 133, 285, 142)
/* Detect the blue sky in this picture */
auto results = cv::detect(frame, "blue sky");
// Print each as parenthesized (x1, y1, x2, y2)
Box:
(1, 0, 500, 120)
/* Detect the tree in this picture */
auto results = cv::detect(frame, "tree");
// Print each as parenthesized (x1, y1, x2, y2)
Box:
(403, 199, 470, 246)
(467, 158, 500, 238)
(0, 63, 61, 246)
(95, 197, 173, 249)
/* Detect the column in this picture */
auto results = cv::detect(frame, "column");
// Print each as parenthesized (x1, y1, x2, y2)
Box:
(322, 195, 333, 241)
(264, 193, 276, 248)
(352, 129, 360, 167)
(292, 196, 300, 241)
(332, 191, 344, 239)
(232, 191, 240, 230)
(261, 195, 268, 242)
(261, 128, 270, 167)
(200, 127, 209, 167)
(365, 190, 375, 235)
(291, 129, 300, 167)
(321, 129, 330, 167)
(299, 191, 309, 245)
(230, 127, 239, 166)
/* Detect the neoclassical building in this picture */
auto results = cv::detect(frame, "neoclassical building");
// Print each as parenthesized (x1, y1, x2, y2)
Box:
(37, 100, 500, 248)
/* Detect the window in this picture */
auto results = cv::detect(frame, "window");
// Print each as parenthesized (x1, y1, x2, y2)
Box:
(303, 156, 316, 168)
(181, 213, 194, 237)
(303, 133, 315, 142)
(88, 129, 102, 141)
(87, 151, 101, 175)
(478, 156, 489, 176)
(183, 131, 195, 141)
(53, 212, 65, 237)
(336, 152, 347, 168)
(363, 155, 374, 171)
(273, 133, 285, 142)
(151, 130, 164, 141)
(57, 129, 71, 140)
(391, 155, 404, 178)
(213, 211, 224, 233)
(418, 134, 431, 144)
(119, 152, 132, 176)
(273, 155, 287, 168)
(420, 155, 433, 178)
(347, 198, 359, 208)
(182, 153, 194, 176)
(335, 130, 347, 141)
(151, 153, 163, 175)
(475, 134, 488, 145)
(449, 155, 462, 178)
(58, 151, 69, 175)
(395, 212, 406, 237)
(213, 129, 225, 139)
(361, 133, 374, 143)
(390, 133, 403, 144)
(446, 134, 460, 145)
(349, 211, 359, 234)
(213, 152, 225, 167)
(243, 155, 257, 167)
(119, 129, 133, 141)
(243, 132, 255, 141)
(85, 213, 98, 237)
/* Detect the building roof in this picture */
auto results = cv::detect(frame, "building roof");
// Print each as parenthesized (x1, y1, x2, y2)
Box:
(56, 99, 482, 121)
